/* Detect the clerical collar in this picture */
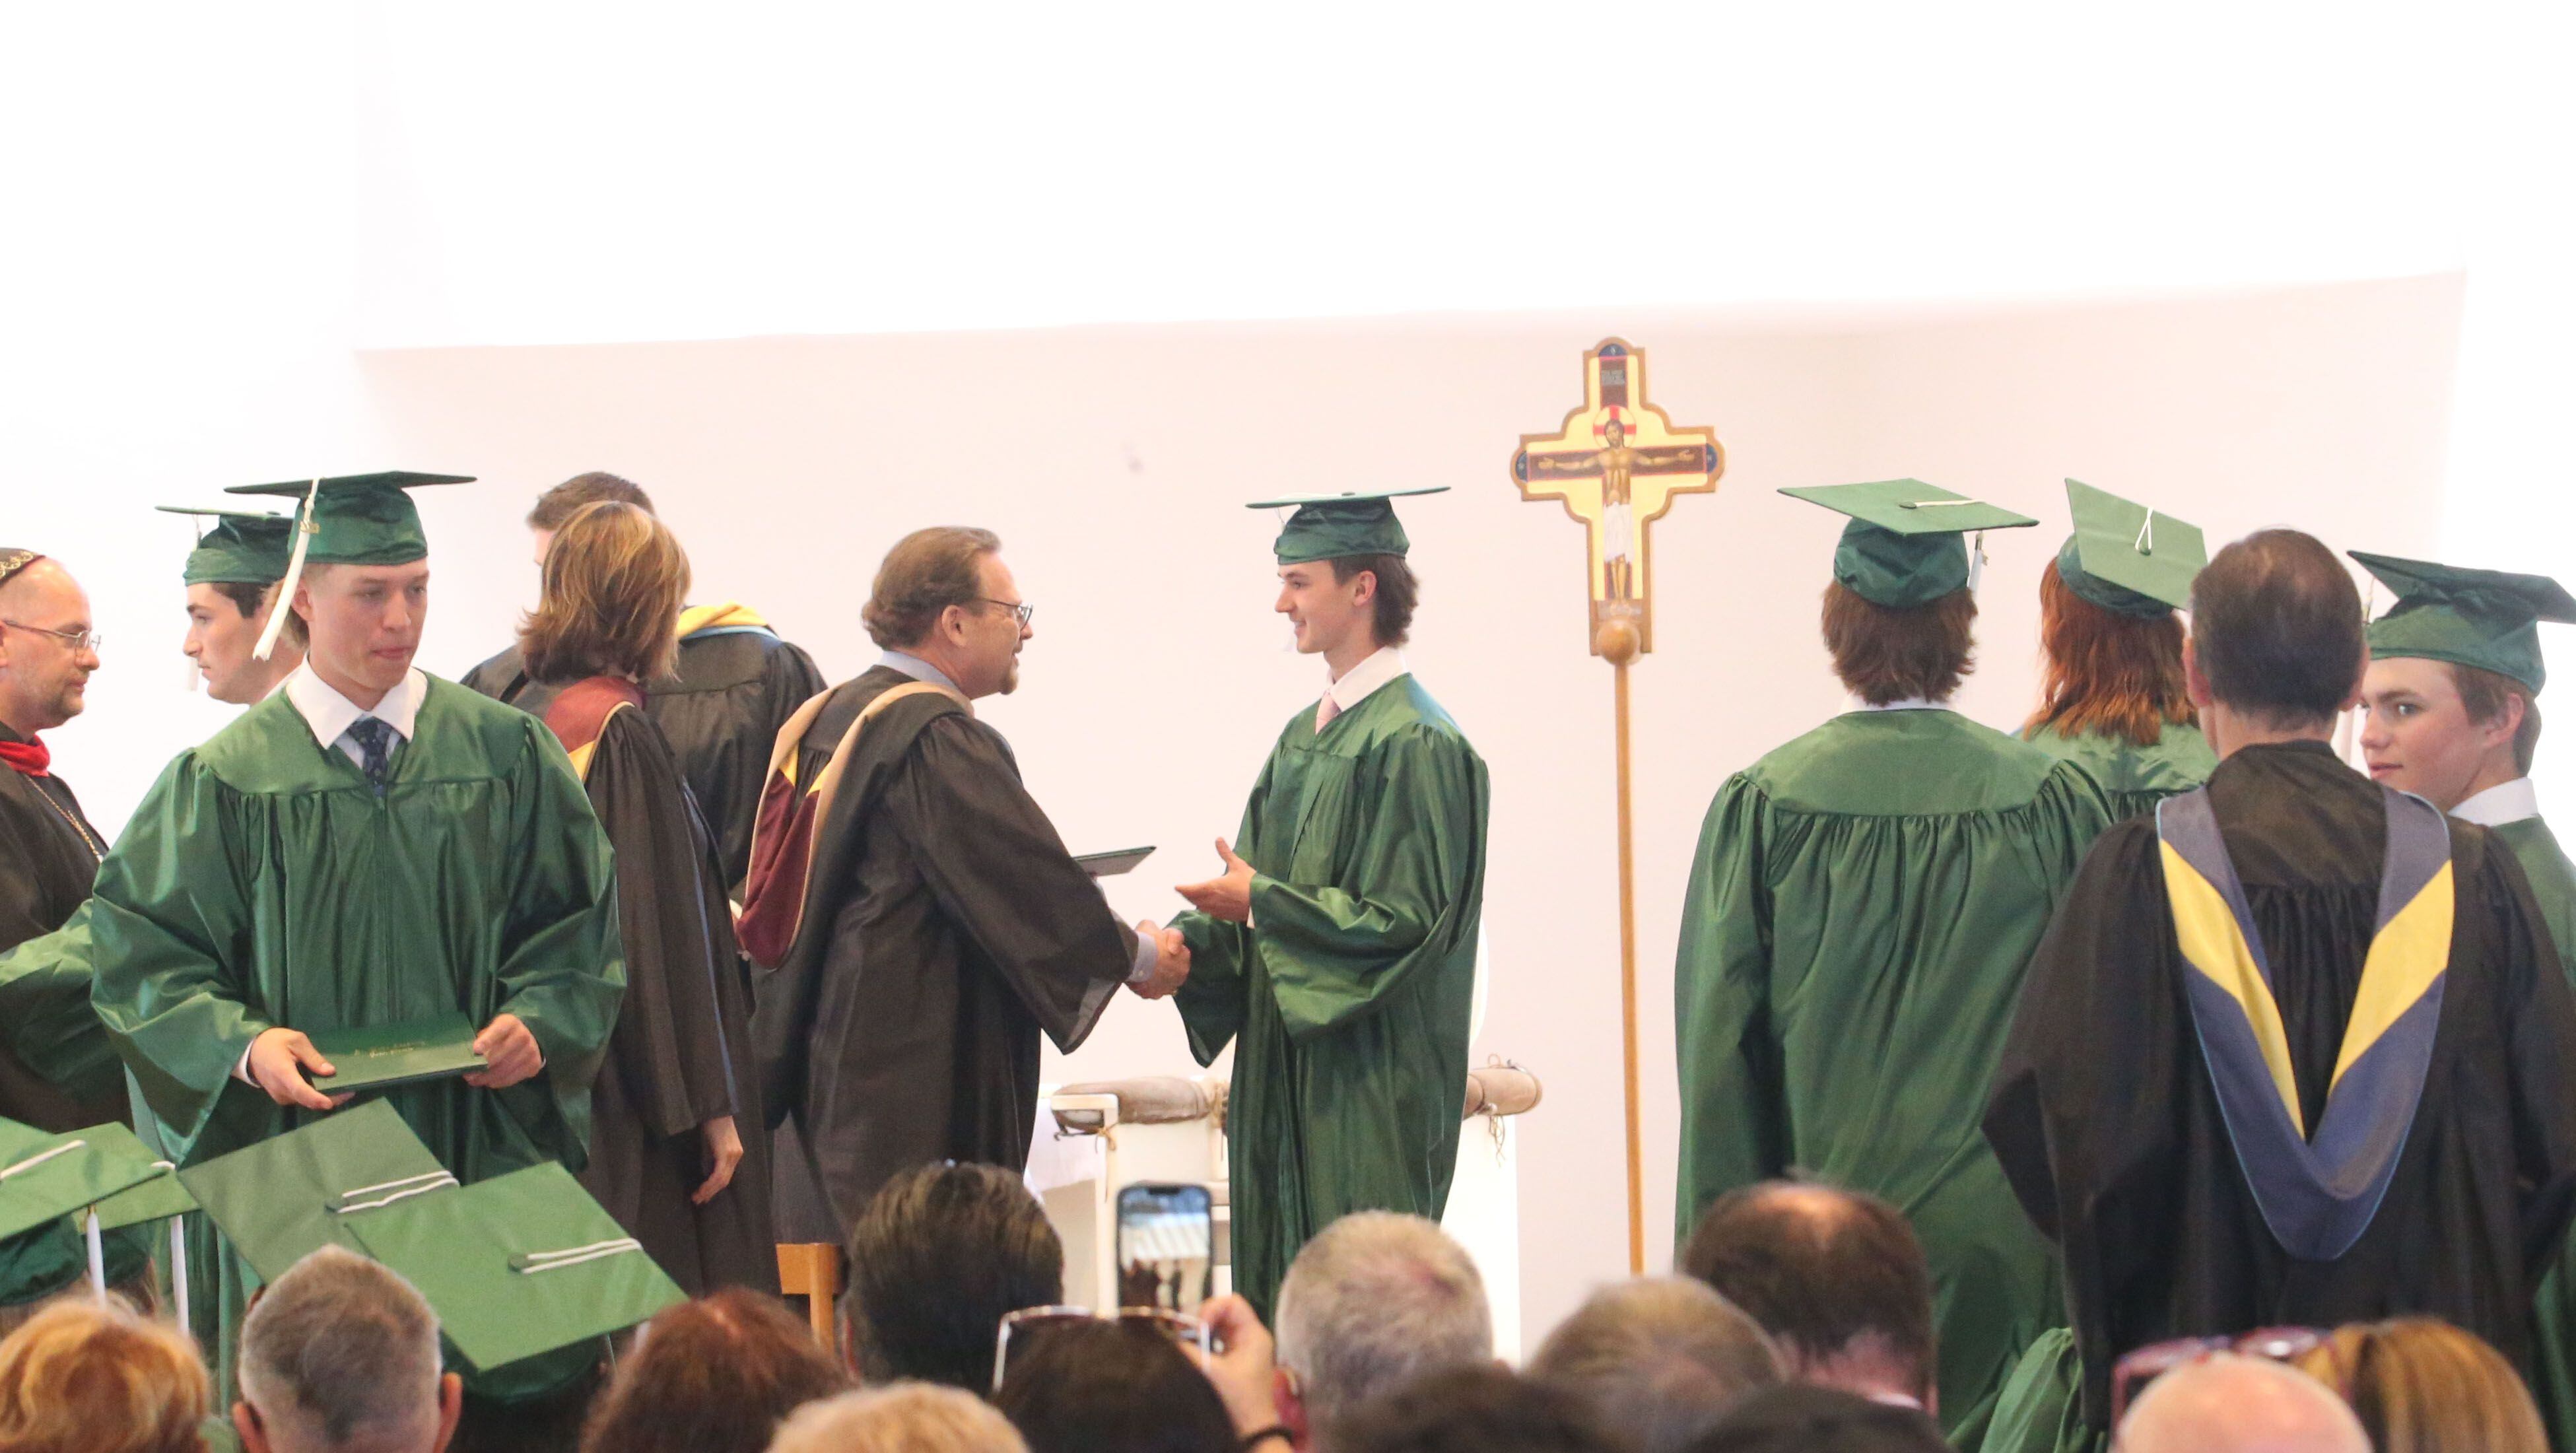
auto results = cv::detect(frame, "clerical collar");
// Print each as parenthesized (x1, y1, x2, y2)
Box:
(2453, 776, 2542, 828)
(1853, 696, 1948, 713)
(878, 650, 962, 695)
(285, 662, 426, 751)
(1326, 646, 1409, 715)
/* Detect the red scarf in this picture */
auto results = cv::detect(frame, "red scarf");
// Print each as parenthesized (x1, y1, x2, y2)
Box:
(0, 734, 50, 778)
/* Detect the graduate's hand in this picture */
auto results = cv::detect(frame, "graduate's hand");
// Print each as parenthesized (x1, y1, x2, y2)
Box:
(248, 1029, 352, 1112)
(1175, 838, 1256, 924)
(465, 1013, 544, 1089)
(693, 1115, 743, 1205)
(1128, 922, 1191, 999)
(1188, 1293, 1281, 1438)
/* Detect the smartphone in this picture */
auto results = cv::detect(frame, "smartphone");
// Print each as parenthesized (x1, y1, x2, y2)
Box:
(1114, 1182, 1213, 1315)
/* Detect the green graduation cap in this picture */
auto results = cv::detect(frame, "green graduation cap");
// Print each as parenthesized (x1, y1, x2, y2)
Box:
(2352, 552, 2576, 692)
(2056, 479, 2207, 618)
(345, 1162, 683, 1378)
(1248, 486, 1447, 564)
(158, 506, 298, 587)
(1779, 479, 2039, 609)
(176, 1099, 456, 1285)
(222, 471, 474, 568)
(0, 1118, 169, 1244)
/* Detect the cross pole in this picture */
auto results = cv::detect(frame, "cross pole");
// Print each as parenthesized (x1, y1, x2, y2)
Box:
(1509, 339, 1724, 1273)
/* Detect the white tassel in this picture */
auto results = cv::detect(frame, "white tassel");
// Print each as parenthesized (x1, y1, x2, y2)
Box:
(86, 1211, 105, 1300)
(172, 1214, 189, 1329)
(253, 479, 320, 663)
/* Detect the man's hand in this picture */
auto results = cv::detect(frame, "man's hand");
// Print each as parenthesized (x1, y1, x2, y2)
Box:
(247, 1028, 351, 1112)
(694, 1115, 744, 1205)
(1190, 1294, 1283, 1438)
(463, 1013, 543, 1089)
(1175, 838, 1257, 924)
(1129, 921, 1192, 999)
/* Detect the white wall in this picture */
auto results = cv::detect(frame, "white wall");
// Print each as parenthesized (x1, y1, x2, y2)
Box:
(322, 274, 2455, 1337)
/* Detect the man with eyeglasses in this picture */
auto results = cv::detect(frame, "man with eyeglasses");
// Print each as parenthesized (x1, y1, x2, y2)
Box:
(741, 525, 1188, 1244)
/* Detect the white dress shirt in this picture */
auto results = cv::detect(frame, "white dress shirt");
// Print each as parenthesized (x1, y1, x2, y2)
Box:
(283, 662, 426, 766)
(1318, 646, 1409, 730)
(2453, 776, 2542, 827)
(1853, 695, 1948, 713)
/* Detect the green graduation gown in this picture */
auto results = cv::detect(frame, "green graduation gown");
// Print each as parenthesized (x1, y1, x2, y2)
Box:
(84, 675, 625, 1377)
(1173, 674, 1487, 1324)
(1675, 708, 2113, 1445)
(2022, 720, 2216, 823)
(2493, 808, 2576, 1452)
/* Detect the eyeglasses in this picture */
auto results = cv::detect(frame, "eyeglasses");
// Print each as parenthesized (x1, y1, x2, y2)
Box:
(992, 1305, 1208, 1394)
(975, 599, 1034, 628)
(2111, 1327, 2324, 1422)
(1, 621, 103, 654)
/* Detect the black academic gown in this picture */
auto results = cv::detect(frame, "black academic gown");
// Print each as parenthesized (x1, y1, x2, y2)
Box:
(749, 665, 1136, 1235)
(1984, 741, 2576, 1429)
(0, 723, 121, 1132)
(466, 615, 825, 889)
(545, 679, 777, 1296)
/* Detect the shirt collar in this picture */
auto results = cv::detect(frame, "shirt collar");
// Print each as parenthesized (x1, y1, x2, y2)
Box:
(285, 662, 426, 749)
(1326, 646, 1409, 714)
(877, 650, 963, 695)
(2453, 776, 2542, 828)
(1853, 695, 1948, 713)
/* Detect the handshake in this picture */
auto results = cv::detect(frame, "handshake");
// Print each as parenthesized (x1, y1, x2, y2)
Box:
(1128, 921, 1192, 999)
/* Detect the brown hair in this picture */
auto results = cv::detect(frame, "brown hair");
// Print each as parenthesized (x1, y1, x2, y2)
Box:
(0, 1297, 209, 1453)
(520, 501, 691, 684)
(528, 471, 655, 531)
(864, 527, 1001, 650)
(1821, 582, 1977, 707)
(579, 1290, 848, 1453)
(2449, 662, 2543, 776)
(2023, 559, 2194, 747)
(1329, 554, 1419, 648)
(2293, 1318, 2547, 1453)
(209, 580, 308, 652)
(2190, 529, 2364, 730)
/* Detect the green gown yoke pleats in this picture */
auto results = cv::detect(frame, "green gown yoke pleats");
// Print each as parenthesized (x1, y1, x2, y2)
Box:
(2021, 720, 2215, 824)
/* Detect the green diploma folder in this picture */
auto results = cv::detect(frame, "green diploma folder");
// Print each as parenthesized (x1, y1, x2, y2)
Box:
(308, 1013, 487, 1095)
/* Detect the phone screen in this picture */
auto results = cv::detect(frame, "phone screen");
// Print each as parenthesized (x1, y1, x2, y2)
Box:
(1114, 1182, 1213, 1314)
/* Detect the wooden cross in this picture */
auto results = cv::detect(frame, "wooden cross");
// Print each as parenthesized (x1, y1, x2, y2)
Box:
(1511, 339, 1725, 658)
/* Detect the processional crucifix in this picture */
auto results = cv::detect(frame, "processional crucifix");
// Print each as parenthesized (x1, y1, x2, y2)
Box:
(1509, 339, 1724, 1273)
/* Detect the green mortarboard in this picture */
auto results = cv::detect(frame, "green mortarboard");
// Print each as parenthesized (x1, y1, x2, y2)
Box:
(1248, 486, 1447, 564)
(0, 1119, 168, 1242)
(346, 1163, 683, 1378)
(176, 1099, 456, 1285)
(2352, 551, 2576, 692)
(2055, 479, 2206, 617)
(223, 471, 474, 567)
(1780, 479, 2039, 609)
(158, 505, 296, 587)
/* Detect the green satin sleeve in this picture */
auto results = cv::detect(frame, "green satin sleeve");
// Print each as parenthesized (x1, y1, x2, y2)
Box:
(1237, 728, 1484, 1042)
(1174, 751, 1276, 1066)
(1672, 774, 1783, 1239)
(1983, 1330, 2100, 1453)
(492, 726, 627, 1139)
(0, 902, 122, 1102)
(86, 754, 271, 1157)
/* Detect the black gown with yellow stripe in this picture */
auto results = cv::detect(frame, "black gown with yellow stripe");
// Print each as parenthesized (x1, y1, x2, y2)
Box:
(1984, 741, 2576, 1432)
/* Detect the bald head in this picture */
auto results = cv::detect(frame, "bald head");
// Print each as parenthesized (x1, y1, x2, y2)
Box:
(0, 554, 98, 734)
(2115, 1355, 2367, 1453)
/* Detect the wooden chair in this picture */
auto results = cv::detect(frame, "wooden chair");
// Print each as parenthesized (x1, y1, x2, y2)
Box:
(776, 1242, 844, 1351)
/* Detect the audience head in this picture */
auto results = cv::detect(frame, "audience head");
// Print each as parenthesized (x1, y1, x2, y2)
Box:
(2029, 557, 2194, 748)
(0, 551, 99, 735)
(520, 500, 691, 685)
(770, 1384, 1029, 1453)
(526, 472, 655, 566)
(861, 527, 1025, 698)
(1684, 1384, 1949, 1453)
(2186, 529, 2366, 738)
(234, 1246, 458, 1453)
(1679, 1182, 1936, 1413)
(2292, 1317, 2547, 1453)
(1819, 582, 1977, 707)
(1332, 1364, 1611, 1453)
(2115, 1353, 2367, 1453)
(0, 1295, 209, 1453)
(1529, 1277, 1782, 1453)
(446, 1358, 605, 1453)
(1273, 1211, 1493, 1447)
(844, 1161, 1063, 1393)
(992, 1318, 1235, 1453)
(578, 1289, 845, 1453)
